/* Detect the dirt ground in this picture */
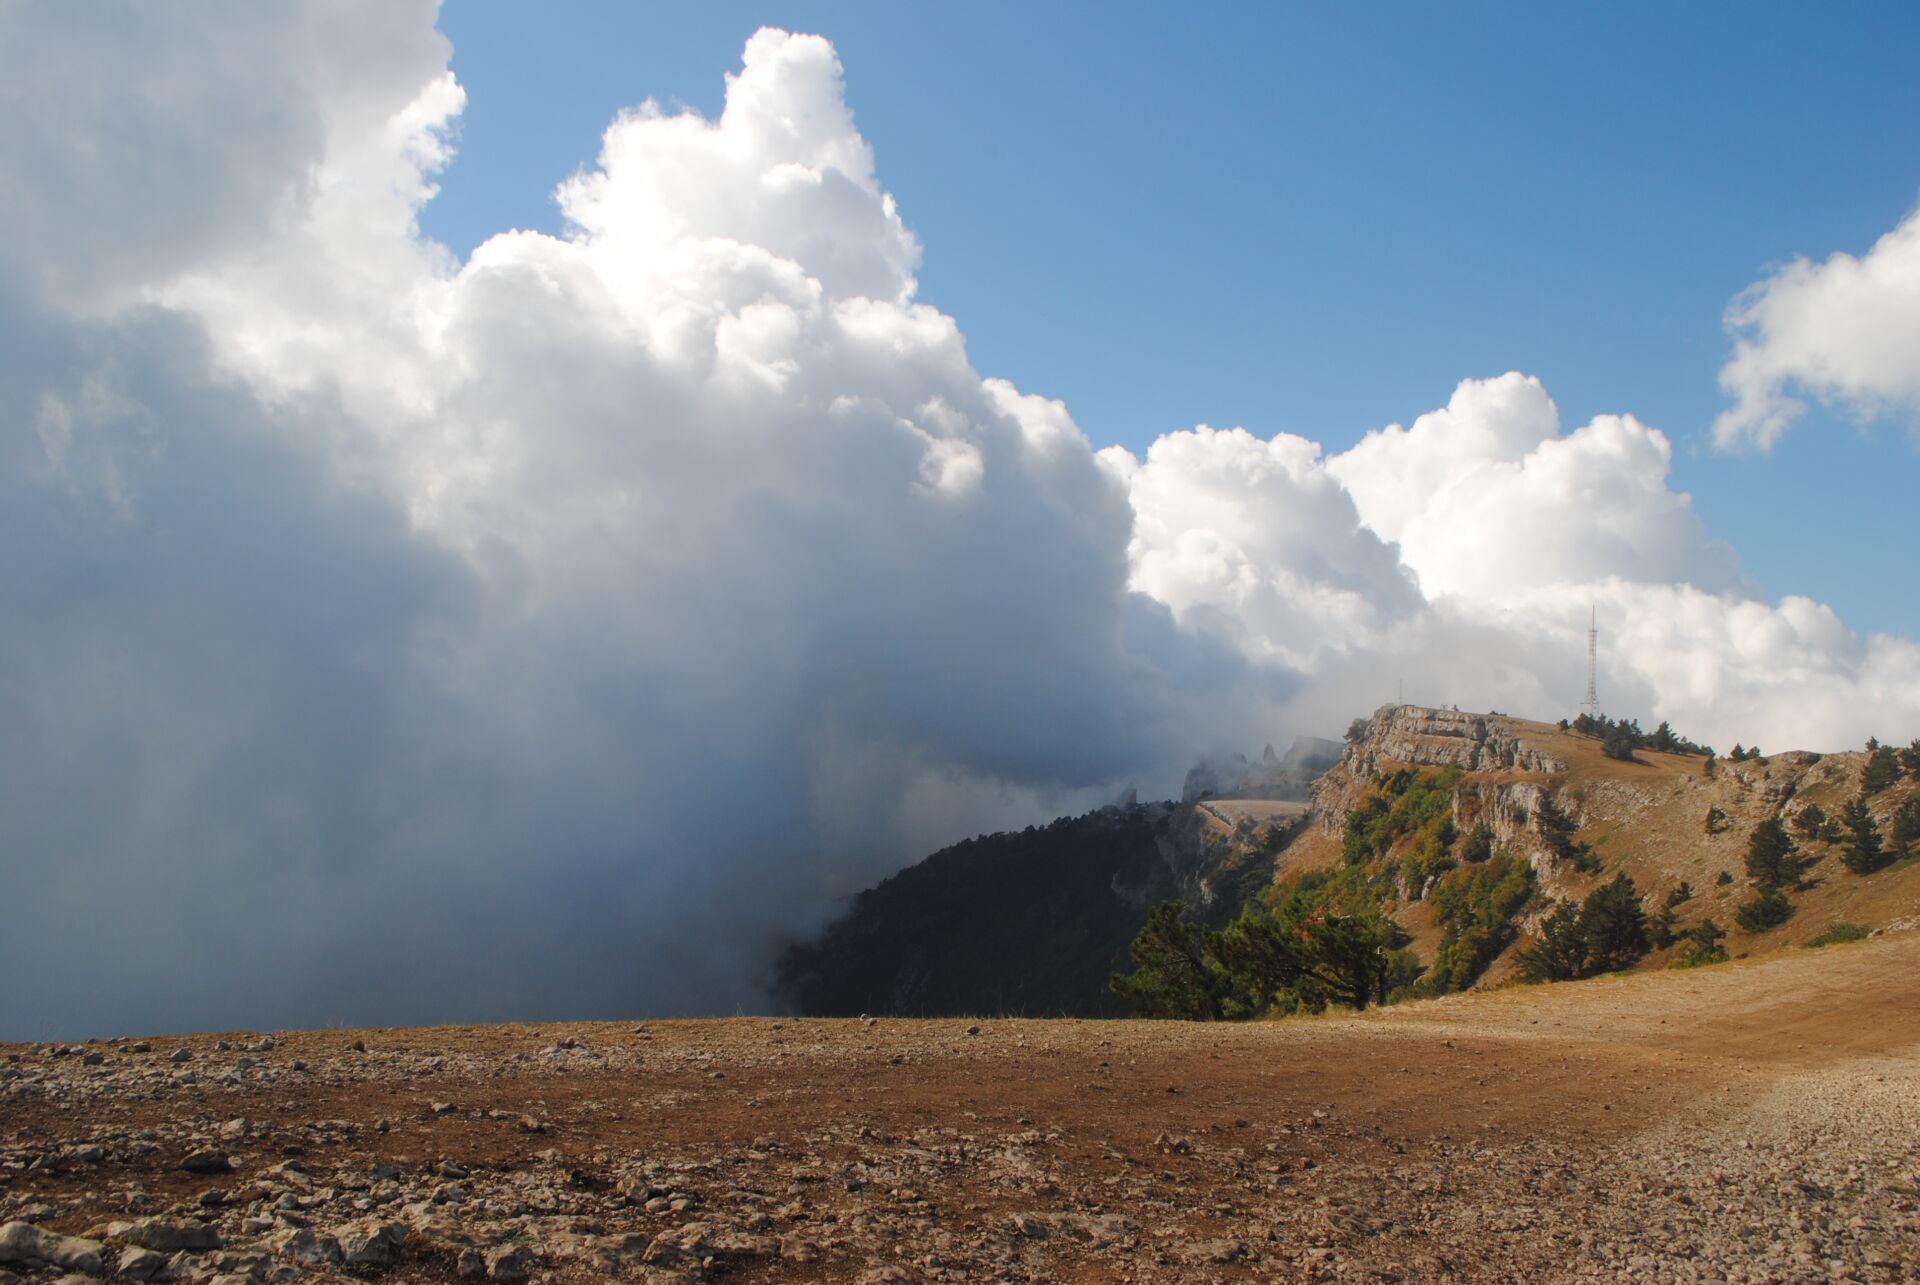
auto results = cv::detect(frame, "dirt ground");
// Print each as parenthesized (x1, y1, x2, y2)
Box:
(5, 933, 1919, 1284)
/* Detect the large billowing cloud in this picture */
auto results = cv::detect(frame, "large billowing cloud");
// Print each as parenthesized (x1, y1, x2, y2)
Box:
(1715, 200, 1920, 449)
(2, 9, 1915, 1038)
(1110, 371, 1920, 756)
(0, 16, 1270, 1039)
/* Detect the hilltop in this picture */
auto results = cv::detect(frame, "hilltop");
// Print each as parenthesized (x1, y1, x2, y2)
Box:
(1298, 705, 1920, 987)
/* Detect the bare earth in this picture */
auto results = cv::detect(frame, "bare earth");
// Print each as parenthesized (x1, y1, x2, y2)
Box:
(5, 934, 1919, 1285)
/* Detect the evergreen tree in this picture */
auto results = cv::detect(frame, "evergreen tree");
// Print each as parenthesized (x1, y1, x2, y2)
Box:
(1792, 803, 1827, 841)
(1211, 894, 1398, 1014)
(1678, 918, 1728, 966)
(1862, 744, 1900, 794)
(1900, 738, 1920, 782)
(1735, 888, 1796, 932)
(1601, 722, 1639, 762)
(1578, 873, 1651, 973)
(1839, 796, 1889, 875)
(1648, 906, 1678, 950)
(1534, 793, 1591, 869)
(1742, 818, 1805, 890)
(1887, 796, 1920, 864)
(1109, 902, 1227, 1020)
(1515, 902, 1586, 983)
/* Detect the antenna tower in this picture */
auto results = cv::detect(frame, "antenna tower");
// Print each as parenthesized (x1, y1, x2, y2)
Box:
(1581, 606, 1599, 719)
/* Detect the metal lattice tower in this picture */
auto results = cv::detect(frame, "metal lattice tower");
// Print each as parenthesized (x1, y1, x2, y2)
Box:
(1581, 606, 1599, 719)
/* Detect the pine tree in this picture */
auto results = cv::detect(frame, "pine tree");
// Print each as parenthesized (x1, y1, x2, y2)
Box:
(1109, 902, 1227, 1020)
(1679, 918, 1728, 966)
(1735, 888, 1796, 932)
(1516, 903, 1585, 983)
(1862, 745, 1900, 794)
(1578, 873, 1651, 973)
(1838, 796, 1889, 875)
(1888, 796, 1920, 864)
(1743, 818, 1804, 890)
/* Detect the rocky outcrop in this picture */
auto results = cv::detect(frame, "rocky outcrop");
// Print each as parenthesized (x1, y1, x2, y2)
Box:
(1341, 705, 1567, 778)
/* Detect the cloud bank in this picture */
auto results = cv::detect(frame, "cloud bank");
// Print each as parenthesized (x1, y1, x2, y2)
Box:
(2, 9, 1917, 1038)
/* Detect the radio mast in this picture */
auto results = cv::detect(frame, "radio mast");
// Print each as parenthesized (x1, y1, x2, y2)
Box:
(1582, 606, 1599, 720)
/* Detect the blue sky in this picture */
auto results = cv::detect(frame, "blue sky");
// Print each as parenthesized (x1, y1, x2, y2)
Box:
(425, 0, 1920, 638)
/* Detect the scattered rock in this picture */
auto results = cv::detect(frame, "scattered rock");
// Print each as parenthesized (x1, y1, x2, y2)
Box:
(108, 1218, 223, 1252)
(0, 1222, 106, 1276)
(114, 1246, 168, 1281)
(485, 1244, 536, 1282)
(333, 1220, 406, 1266)
(267, 1226, 342, 1266)
(180, 1149, 233, 1175)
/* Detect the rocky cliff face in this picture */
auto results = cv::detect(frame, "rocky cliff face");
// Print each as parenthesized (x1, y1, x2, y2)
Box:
(1342, 705, 1569, 778)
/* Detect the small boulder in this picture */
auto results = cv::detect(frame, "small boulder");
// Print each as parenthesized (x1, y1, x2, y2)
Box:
(485, 1245, 535, 1282)
(333, 1220, 406, 1266)
(0, 1222, 107, 1276)
(266, 1227, 342, 1267)
(181, 1149, 233, 1175)
(108, 1218, 223, 1252)
(116, 1246, 169, 1281)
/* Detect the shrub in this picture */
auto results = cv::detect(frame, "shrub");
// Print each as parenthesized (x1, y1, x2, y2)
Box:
(1671, 917, 1727, 967)
(1735, 888, 1796, 933)
(1805, 922, 1870, 948)
(1715, 870, 1733, 886)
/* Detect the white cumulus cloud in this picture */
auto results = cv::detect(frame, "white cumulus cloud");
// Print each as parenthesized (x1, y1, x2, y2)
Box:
(1112, 372, 1920, 754)
(1715, 200, 1920, 449)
